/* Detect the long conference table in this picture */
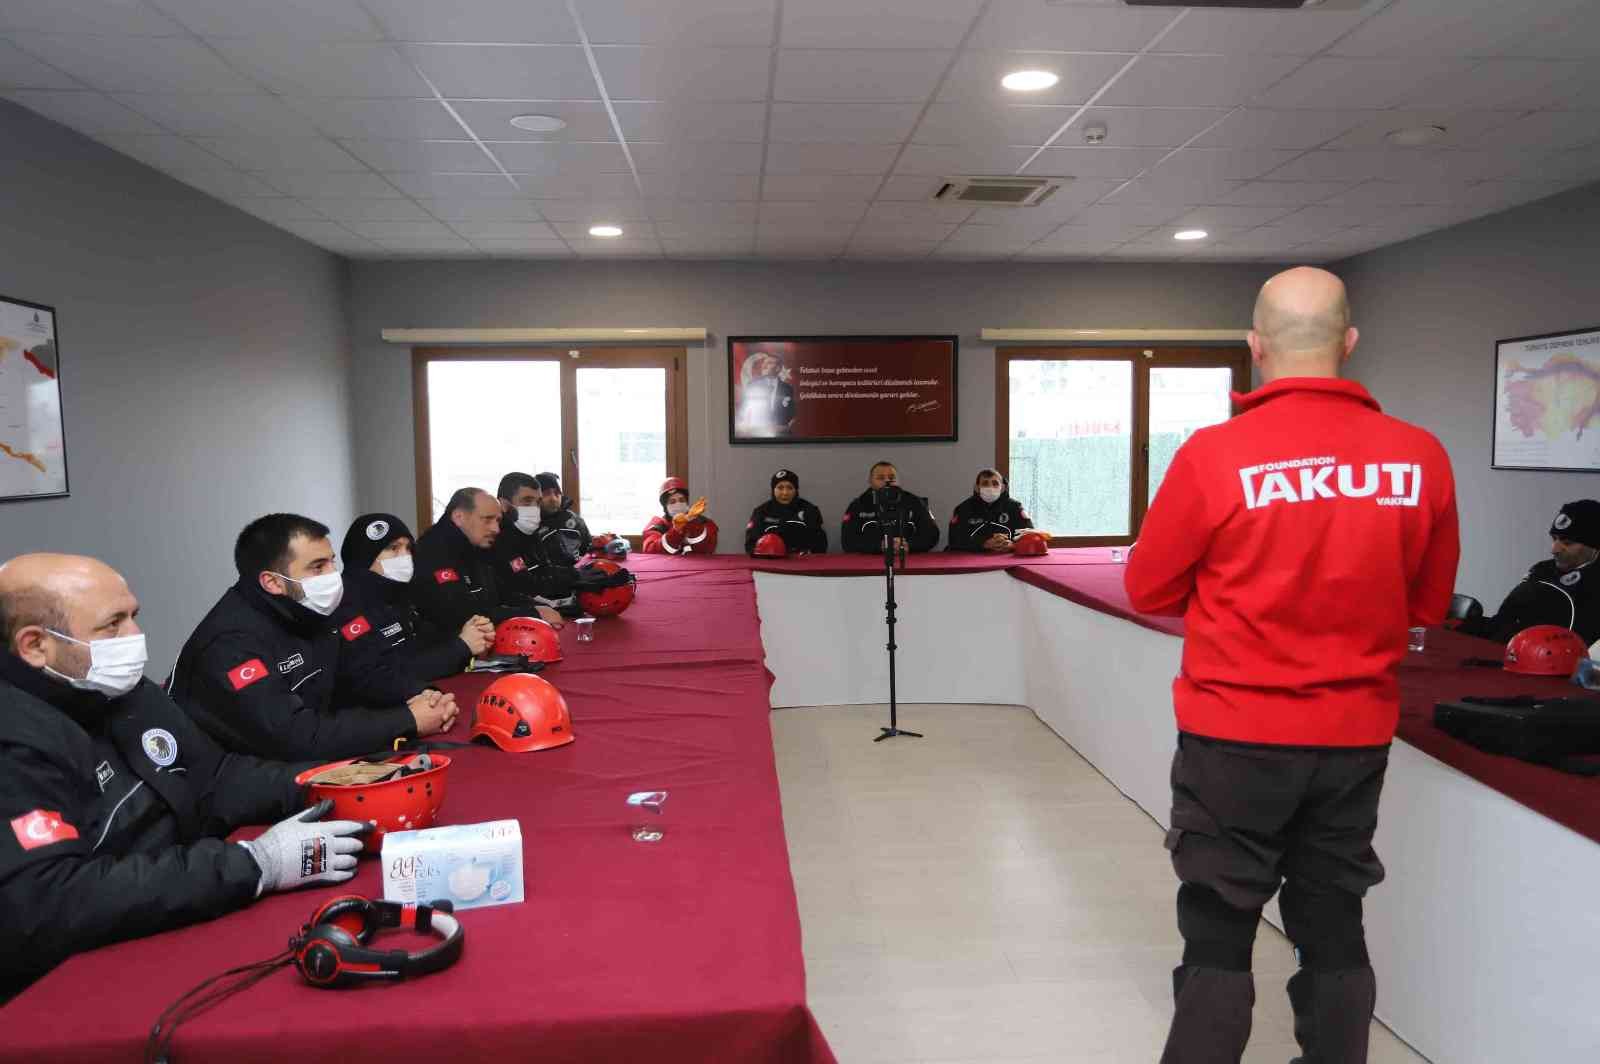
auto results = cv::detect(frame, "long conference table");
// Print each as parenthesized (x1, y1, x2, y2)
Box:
(4, 549, 1598, 1063)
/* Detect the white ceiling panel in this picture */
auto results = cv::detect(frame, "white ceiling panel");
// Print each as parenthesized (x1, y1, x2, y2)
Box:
(860, 200, 975, 224)
(763, 142, 900, 175)
(781, 0, 983, 50)
(122, 93, 326, 138)
(1099, 54, 1304, 108)
(873, 174, 952, 201)
(371, 235, 477, 251)
(1261, 58, 1470, 110)
(447, 220, 560, 239)
(96, 133, 231, 171)
(1219, 180, 1356, 206)
(345, 219, 460, 239)
(1318, 180, 1475, 206)
(4, 90, 163, 134)
(1069, 203, 1187, 230)
(0, 39, 82, 90)
(1458, 179, 1590, 211)
(646, 199, 759, 222)
(1101, 173, 1241, 206)
(653, 220, 755, 239)
(305, 197, 437, 221)
(775, 49, 950, 103)
(579, 0, 775, 46)
(364, 0, 578, 44)
(1507, 147, 1600, 184)
(288, 97, 463, 140)
(1459, 110, 1600, 152)
(1510, 5, 1600, 59)
(758, 201, 868, 224)
(769, 102, 924, 144)
(1191, 109, 1374, 150)
(453, 100, 617, 142)
(1153, 9, 1369, 56)
(971, 2, 1172, 51)
(414, 197, 545, 221)
(277, 220, 366, 242)
(892, 143, 1034, 176)
(940, 51, 1129, 105)
(934, 226, 1036, 252)
(630, 141, 764, 174)
(492, 140, 633, 174)
(202, 137, 370, 172)
(912, 102, 1077, 146)
(338, 138, 496, 172)
(381, 172, 511, 198)
(0, 0, 185, 36)
(156, 0, 382, 41)
(1027, 145, 1175, 179)
(853, 218, 961, 240)
(1055, 106, 1232, 149)
(214, 39, 431, 97)
(402, 44, 596, 99)
(636, 172, 758, 200)
(1400, 60, 1600, 113)
(612, 101, 768, 141)
(761, 174, 884, 201)
(532, 199, 650, 222)
(569, 239, 662, 257)
(516, 172, 639, 197)
(1328, 0, 1594, 60)
(472, 239, 574, 255)
(225, 197, 330, 222)
(1170, 205, 1298, 228)
(258, 171, 406, 197)
(1148, 148, 1300, 181)
(598, 47, 771, 101)
(166, 168, 285, 199)
(1322, 110, 1519, 150)
(8, 33, 259, 94)
(757, 219, 859, 239)
(1265, 149, 1520, 183)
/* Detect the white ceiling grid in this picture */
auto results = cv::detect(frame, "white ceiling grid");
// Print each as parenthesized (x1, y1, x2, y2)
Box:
(1, 0, 1597, 262)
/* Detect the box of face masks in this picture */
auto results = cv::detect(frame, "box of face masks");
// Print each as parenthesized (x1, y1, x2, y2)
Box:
(381, 819, 524, 911)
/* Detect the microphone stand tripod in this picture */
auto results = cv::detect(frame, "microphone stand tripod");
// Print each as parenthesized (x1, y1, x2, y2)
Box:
(873, 493, 922, 742)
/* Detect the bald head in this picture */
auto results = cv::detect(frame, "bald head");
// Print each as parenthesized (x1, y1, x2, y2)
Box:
(1249, 266, 1358, 382)
(448, 487, 502, 549)
(0, 553, 141, 671)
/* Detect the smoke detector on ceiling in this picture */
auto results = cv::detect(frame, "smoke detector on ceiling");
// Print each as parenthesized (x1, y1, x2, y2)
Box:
(932, 176, 1068, 207)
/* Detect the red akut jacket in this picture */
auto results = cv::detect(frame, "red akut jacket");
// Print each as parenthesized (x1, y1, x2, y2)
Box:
(641, 514, 719, 555)
(1125, 377, 1460, 747)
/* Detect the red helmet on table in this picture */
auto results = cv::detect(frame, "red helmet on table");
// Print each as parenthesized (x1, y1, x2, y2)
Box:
(1012, 531, 1049, 557)
(753, 532, 787, 558)
(591, 532, 616, 551)
(294, 754, 451, 845)
(493, 616, 561, 662)
(1503, 625, 1588, 676)
(577, 559, 636, 616)
(472, 674, 573, 752)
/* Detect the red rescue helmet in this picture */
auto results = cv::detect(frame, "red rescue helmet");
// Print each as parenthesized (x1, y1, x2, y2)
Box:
(295, 754, 451, 846)
(591, 532, 616, 551)
(577, 559, 636, 616)
(1012, 531, 1049, 557)
(472, 674, 573, 753)
(753, 532, 787, 558)
(493, 616, 561, 662)
(1503, 625, 1589, 676)
(658, 476, 688, 507)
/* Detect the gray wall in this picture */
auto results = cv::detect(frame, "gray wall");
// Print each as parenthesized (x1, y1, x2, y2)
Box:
(0, 100, 357, 671)
(347, 260, 1274, 545)
(1338, 181, 1600, 608)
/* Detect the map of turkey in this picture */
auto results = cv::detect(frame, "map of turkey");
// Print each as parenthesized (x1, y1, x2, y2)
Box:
(0, 335, 56, 477)
(1502, 352, 1600, 441)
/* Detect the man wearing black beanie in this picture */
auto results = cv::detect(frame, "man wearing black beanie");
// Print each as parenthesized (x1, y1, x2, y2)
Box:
(1462, 499, 1600, 644)
(744, 469, 827, 555)
(337, 513, 493, 684)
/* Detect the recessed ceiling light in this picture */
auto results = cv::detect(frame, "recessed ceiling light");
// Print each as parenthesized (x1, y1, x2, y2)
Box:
(1385, 124, 1447, 147)
(509, 114, 567, 132)
(589, 224, 623, 238)
(1001, 70, 1060, 92)
(1174, 229, 1208, 241)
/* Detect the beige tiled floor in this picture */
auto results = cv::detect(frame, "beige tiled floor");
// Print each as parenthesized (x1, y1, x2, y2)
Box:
(772, 704, 1430, 1064)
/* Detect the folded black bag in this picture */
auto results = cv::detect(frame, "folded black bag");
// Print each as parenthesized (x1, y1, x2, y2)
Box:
(1434, 695, 1600, 775)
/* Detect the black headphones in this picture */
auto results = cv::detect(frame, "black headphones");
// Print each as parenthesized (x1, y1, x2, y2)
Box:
(290, 895, 464, 988)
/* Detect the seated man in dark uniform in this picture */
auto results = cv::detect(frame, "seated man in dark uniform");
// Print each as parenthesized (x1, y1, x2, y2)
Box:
(172, 514, 456, 761)
(339, 512, 493, 683)
(531, 472, 592, 567)
(494, 473, 584, 609)
(411, 488, 562, 642)
(744, 468, 827, 555)
(948, 468, 1033, 552)
(1461, 499, 1600, 645)
(0, 553, 364, 998)
(841, 461, 940, 554)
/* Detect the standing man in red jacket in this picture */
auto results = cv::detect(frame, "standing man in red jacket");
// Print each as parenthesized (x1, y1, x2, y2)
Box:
(1126, 266, 1459, 1064)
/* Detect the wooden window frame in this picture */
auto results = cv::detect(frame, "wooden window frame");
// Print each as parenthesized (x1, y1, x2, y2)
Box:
(995, 345, 1250, 547)
(412, 345, 689, 549)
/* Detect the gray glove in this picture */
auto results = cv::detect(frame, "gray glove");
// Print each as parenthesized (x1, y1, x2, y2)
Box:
(238, 798, 365, 897)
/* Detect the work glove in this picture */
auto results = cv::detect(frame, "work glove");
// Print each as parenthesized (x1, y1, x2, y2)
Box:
(238, 798, 365, 897)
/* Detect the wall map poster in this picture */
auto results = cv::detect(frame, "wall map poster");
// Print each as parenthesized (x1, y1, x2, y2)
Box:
(0, 295, 68, 501)
(1494, 325, 1600, 472)
(728, 335, 957, 444)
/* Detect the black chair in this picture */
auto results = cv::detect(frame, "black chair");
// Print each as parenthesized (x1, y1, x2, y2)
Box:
(1448, 594, 1484, 622)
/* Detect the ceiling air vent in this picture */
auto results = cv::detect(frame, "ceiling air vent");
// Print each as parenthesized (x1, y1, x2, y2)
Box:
(932, 176, 1065, 207)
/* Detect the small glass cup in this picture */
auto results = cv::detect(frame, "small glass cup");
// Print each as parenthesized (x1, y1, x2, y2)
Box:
(628, 790, 667, 843)
(1110, 547, 1125, 563)
(1407, 626, 1427, 652)
(575, 616, 595, 643)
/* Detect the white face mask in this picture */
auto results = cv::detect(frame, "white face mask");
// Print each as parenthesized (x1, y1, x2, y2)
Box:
(378, 554, 414, 583)
(274, 569, 344, 616)
(514, 505, 542, 534)
(978, 486, 1002, 504)
(666, 501, 689, 518)
(44, 629, 148, 698)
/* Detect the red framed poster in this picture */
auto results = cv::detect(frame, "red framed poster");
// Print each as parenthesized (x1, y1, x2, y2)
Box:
(728, 335, 958, 444)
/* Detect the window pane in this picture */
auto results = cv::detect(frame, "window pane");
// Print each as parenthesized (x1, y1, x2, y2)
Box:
(427, 360, 561, 524)
(1008, 360, 1132, 537)
(576, 367, 666, 536)
(1148, 367, 1234, 504)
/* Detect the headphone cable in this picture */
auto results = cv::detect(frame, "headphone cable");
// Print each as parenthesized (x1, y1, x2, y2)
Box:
(145, 950, 291, 1064)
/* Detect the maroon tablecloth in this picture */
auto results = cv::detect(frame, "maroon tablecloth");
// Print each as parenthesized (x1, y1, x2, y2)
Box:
(0, 581, 833, 1064)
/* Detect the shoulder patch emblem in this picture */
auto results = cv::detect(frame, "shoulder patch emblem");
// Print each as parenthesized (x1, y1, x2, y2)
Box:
(227, 659, 268, 691)
(141, 728, 179, 768)
(434, 568, 460, 584)
(340, 616, 371, 641)
(1561, 570, 1582, 586)
(365, 519, 389, 541)
(10, 810, 78, 851)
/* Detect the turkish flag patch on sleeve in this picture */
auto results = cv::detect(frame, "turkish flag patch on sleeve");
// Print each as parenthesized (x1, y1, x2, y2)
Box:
(340, 616, 371, 641)
(434, 568, 460, 584)
(227, 658, 269, 691)
(10, 810, 79, 851)
(509, 557, 526, 573)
